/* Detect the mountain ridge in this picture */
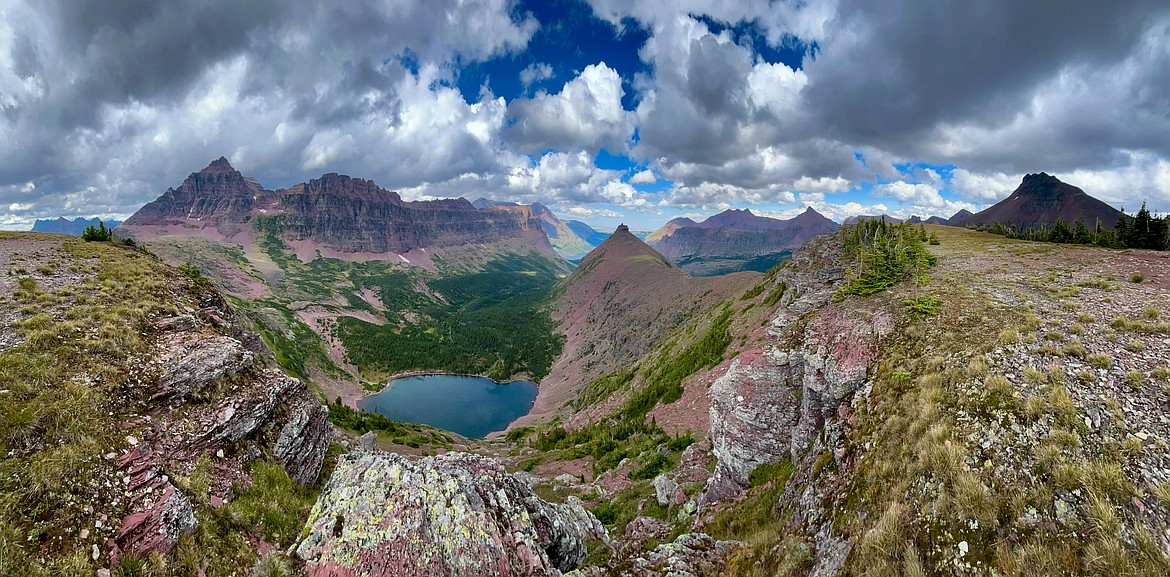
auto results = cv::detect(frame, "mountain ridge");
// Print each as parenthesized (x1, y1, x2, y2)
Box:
(122, 158, 557, 263)
(647, 207, 839, 275)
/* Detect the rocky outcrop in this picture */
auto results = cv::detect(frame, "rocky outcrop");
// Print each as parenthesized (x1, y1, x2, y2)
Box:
(569, 533, 738, 577)
(108, 309, 331, 565)
(294, 450, 609, 577)
(705, 234, 893, 500)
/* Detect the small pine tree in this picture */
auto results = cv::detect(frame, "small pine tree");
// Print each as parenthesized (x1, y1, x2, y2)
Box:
(81, 219, 112, 242)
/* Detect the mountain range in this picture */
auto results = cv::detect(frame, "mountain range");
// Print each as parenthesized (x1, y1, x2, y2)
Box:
(646, 207, 839, 275)
(122, 157, 556, 263)
(31, 216, 123, 235)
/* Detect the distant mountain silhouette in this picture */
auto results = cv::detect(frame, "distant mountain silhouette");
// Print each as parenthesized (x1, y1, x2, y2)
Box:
(843, 214, 902, 225)
(32, 216, 122, 236)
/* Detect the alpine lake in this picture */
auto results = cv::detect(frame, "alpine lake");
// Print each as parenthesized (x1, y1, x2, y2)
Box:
(359, 374, 538, 439)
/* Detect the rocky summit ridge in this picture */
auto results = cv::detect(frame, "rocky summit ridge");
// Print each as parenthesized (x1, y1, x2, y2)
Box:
(121, 157, 554, 261)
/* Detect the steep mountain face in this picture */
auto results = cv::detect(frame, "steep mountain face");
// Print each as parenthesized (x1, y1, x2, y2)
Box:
(644, 217, 697, 244)
(520, 225, 759, 423)
(647, 208, 838, 276)
(531, 202, 596, 258)
(963, 172, 1121, 230)
(121, 157, 556, 260)
(32, 216, 123, 235)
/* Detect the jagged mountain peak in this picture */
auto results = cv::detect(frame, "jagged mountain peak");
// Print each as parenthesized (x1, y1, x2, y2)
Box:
(202, 156, 237, 173)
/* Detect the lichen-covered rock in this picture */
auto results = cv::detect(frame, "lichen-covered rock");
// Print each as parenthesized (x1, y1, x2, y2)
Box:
(569, 533, 737, 577)
(294, 450, 609, 577)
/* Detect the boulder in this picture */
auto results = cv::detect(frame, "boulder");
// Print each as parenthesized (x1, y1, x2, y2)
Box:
(295, 451, 609, 577)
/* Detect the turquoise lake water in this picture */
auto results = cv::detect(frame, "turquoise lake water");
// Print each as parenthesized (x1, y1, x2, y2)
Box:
(358, 374, 538, 439)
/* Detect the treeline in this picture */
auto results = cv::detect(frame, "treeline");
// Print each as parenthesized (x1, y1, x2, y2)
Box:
(338, 262, 564, 382)
(976, 202, 1169, 250)
(835, 219, 937, 301)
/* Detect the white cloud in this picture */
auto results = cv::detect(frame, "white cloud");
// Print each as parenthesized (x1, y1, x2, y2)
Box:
(506, 63, 633, 154)
(629, 169, 657, 185)
(793, 175, 850, 194)
(519, 62, 554, 87)
(562, 205, 622, 218)
(948, 169, 1019, 202)
(873, 181, 945, 208)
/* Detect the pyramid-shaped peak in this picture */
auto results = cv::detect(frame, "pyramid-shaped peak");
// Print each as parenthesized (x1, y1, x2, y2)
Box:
(616, 223, 630, 233)
(202, 156, 237, 173)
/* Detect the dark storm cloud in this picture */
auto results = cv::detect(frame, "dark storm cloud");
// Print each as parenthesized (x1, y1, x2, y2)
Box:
(801, 0, 1170, 170)
(44, 0, 284, 126)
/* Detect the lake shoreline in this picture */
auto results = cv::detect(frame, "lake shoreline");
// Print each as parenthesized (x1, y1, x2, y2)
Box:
(359, 373, 539, 439)
(362, 370, 536, 399)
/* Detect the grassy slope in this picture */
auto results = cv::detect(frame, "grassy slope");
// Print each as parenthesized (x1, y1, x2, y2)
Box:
(0, 233, 325, 576)
(709, 225, 1170, 576)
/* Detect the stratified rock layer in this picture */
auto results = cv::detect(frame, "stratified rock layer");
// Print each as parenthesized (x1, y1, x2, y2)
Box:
(295, 451, 609, 577)
(110, 308, 330, 564)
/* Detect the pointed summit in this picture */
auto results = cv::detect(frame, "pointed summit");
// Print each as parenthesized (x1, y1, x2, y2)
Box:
(965, 173, 1121, 231)
(202, 156, 237, 173)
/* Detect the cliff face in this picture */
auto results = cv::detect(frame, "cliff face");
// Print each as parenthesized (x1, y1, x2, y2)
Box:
(295, 450, 608, 576)
(705, 235, 894, 503)
(121, 157, 554, 259)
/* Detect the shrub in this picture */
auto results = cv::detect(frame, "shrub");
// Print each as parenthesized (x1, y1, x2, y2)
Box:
(1130, 273, 1144, 283)
(1087, 353, 1113, 369)
(628, 452, 672, 480)
(904, 296, 942, 317)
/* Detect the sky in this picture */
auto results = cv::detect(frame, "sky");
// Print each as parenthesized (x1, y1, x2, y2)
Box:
(2, 0, 1170, 231)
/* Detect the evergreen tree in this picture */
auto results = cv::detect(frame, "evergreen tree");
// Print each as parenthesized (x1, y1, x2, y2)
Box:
(1049, 219, 1073, 244)
(1114, 209, 1131, 247)
(1072, 218, 1092, 245)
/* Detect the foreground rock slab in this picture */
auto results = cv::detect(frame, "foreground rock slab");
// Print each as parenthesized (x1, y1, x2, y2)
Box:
(295, 450, 609, 577)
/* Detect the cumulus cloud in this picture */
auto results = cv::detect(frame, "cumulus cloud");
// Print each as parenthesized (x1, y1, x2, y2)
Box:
(0, 0, 536, 223)
(506, 63, 634, 154)
(519, 62, 554, 87)
(2, 1, 1169, 230)
(628, 169, 656, 185)
(949, 169, 1019, 202)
